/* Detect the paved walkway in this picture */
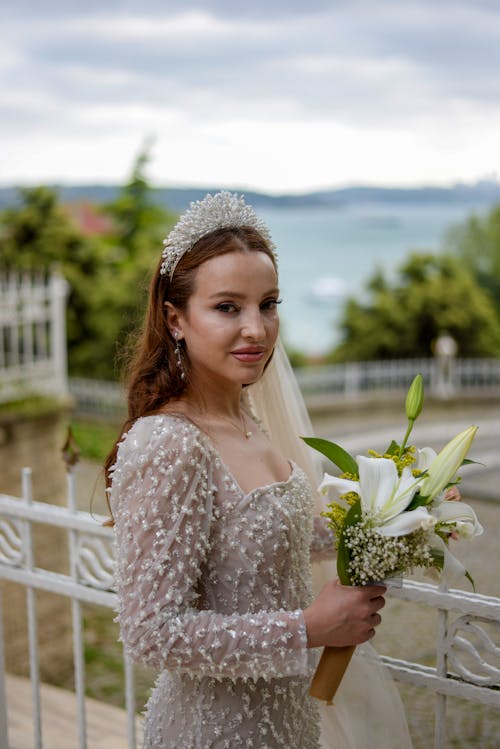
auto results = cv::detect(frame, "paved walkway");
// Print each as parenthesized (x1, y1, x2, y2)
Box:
(6, 674, 143, 749)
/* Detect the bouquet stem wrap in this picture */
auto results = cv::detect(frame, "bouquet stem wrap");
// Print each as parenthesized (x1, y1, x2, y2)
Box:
(309, 644, 355, 704)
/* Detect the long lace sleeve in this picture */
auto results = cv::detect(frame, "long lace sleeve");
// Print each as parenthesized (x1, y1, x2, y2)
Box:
(110, 416, 309, 681)
(310, 515, 336, 561)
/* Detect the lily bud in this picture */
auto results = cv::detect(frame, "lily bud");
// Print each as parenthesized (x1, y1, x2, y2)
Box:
(419, 425, 478, 502)
(405, 374, 424, 422)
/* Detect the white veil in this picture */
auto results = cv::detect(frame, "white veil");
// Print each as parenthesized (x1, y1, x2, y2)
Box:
(246, 339, 324, 491)
(246, 340, 413, 749)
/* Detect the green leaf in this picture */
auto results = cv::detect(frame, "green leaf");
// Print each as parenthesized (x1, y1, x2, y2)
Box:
(406, 491, 430, 511)
(336, 499, 362, 585)
(301, 437, 358, 476)
(465, 570, 476, 591)
(462, 458, 484, 467)
(429, 547, 444, 571)
(385, 440, 401, 457)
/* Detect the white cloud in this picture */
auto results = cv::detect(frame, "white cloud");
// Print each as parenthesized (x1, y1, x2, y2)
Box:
(153, 114, 499, 192)
(290, 54, 413, 78)
(17, 10, 270, 43)
(1, 1, 500, 190)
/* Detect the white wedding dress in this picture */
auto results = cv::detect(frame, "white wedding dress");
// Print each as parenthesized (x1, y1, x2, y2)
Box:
(110, 412, 412, 748)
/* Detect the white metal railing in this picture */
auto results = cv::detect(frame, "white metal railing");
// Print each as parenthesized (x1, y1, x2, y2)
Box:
(1, 467, 499, 747)
(382, 581, 500, 747)
(68, 357, 500, 420)
(0, 466, 139, 749)
(69, 377, 126, 420)
(295, 357, 500, 397)
(0, 274, 69, 403)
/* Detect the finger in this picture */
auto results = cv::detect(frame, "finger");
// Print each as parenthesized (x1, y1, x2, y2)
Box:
(366, 584, 387, 598)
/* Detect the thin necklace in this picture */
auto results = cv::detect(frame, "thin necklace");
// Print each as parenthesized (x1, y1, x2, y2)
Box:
(216, 411, 253, 439)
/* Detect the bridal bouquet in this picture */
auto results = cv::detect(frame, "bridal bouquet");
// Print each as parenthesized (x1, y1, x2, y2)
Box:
(303, 374, 483, 704)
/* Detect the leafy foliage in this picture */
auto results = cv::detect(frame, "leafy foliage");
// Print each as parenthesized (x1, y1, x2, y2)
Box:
(331, 252, 500, 361)
(445, 203, 500, 317)
(0, 185, 107, 374)
(0, 145, 176, 378)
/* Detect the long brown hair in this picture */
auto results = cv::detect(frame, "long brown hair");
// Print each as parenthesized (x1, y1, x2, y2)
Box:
(104, 226, 277, 497)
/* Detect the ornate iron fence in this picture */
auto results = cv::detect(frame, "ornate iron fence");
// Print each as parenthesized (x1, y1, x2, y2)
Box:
(0, 467, 499, 748)
(0, 467, 138, 749)
(0, 274, 69, 403)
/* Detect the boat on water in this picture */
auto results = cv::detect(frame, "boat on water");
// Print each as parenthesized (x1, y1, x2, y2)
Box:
(308, 276, 348, 303)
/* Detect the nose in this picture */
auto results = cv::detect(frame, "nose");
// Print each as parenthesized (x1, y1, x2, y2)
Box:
(241, 306, 266, 341)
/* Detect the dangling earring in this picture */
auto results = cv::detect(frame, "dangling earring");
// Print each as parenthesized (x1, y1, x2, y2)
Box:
(174, 332, 186, 380)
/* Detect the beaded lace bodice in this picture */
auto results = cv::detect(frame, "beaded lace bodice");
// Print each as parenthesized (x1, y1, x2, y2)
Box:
(110, 414, 332, 748)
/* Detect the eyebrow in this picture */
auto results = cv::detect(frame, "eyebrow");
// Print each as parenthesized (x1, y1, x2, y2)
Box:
(209, 288, 280, 300)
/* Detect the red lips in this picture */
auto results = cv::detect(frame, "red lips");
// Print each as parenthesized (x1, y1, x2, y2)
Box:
(231, 346, 266, 362)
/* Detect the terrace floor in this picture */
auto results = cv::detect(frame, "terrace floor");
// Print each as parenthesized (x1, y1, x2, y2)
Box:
(6, 674, 143, 749)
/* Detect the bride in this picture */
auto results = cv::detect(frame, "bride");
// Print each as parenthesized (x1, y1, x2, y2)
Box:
(106, 192, 412, 748)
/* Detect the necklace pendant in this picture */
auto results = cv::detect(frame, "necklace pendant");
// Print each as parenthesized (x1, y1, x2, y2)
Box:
(245, 430, 252, 439)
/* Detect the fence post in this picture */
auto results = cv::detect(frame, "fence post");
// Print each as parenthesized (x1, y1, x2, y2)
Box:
(434, 582, 448, 749)
(50, 274, 69, 397)
(344, 362, 361, 397)
(0, 590, 8, 749)
(22, 467, 43, 749)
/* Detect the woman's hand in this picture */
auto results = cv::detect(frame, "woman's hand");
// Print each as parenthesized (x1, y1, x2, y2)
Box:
(303, 579, 386, 648)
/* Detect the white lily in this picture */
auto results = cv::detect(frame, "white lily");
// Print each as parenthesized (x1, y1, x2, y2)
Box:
(433, 500, 483, 539)
(418, 426, 478, 501)
(414, 446, 437, 473)
(429, 534, 469, 585)
(319, 455, 434, 537)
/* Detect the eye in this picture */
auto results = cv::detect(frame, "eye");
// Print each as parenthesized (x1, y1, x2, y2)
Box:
(260, 298, 282, 311)
(216, 302, 239, 313)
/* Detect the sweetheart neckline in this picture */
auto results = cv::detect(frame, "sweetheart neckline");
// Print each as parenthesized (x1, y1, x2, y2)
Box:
(141, 412, 299, 498)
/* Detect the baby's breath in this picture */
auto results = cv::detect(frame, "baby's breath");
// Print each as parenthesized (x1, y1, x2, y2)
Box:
(343, 521, 434, 586)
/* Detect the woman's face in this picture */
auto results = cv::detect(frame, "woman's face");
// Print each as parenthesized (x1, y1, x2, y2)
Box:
(168, 249, 280, 389)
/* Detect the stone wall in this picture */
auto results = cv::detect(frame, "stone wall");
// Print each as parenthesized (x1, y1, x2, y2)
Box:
(0, 398, 75, 682)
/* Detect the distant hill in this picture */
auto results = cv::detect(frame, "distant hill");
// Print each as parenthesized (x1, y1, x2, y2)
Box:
(1, 180, 500, 212)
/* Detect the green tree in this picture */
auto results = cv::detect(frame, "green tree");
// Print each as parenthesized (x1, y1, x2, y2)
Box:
(445, 204, 500, 316)
(85, 141, 176, 378)
(0, 185, 103, 373)
(331, 252, 500, 361)
(0, 185, 94, 269)
(105, 139, 170, 256)
(0, 144, 177, 378)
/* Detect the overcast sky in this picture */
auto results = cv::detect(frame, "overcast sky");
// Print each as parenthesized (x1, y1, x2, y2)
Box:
(1, 0, 500, 193)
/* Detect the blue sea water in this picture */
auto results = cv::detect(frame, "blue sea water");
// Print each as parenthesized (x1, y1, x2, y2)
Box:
(259, 202, 489, 355)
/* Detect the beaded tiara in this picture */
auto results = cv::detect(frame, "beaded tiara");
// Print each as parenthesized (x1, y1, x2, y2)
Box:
(160, 191, 277, 279)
